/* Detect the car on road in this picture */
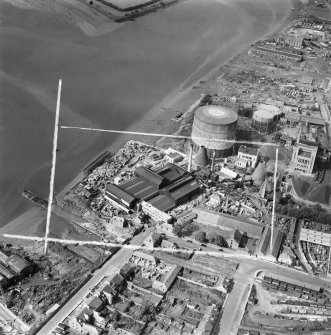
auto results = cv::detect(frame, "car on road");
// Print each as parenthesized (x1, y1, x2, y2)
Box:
(201, 243, 207, 247)
(218, 248, 224, 252)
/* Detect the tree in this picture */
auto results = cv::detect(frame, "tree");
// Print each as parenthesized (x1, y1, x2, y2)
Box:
(209, 235, 227, 247)
(195, 231, 206, 242)
(173, 224, 182, 236)
(201, 94, 213, 105)
(278, 197, 288, 205)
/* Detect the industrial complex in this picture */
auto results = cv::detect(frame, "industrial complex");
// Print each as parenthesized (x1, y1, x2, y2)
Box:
(1, 0, 331, 335)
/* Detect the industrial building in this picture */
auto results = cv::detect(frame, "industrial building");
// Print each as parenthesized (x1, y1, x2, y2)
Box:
(105, 163, 200, 221)
(191, 105, 238, 159)
(251, 44, 303, 61)
(192, 207, 264, 239)
(236, 146, 259, 168)
(290, 140, 318, 174)
(0, 250, 33, 286)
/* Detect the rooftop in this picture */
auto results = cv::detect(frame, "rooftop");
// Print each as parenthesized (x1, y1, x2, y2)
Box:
(238, 146, 259, 156)
(6, 255, 31, 274)
(193, 207, 264, 237)
(195, 105, 238, 125)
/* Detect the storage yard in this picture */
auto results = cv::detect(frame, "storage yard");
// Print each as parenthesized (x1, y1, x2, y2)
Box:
(239, 272, 331, 334)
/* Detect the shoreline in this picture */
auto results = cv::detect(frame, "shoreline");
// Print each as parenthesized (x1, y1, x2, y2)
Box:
(1, 0, 295, 235)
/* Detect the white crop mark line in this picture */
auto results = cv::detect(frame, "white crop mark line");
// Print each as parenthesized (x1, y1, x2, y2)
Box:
(44, 79, 62, 254)
(60, 126, 280, 147)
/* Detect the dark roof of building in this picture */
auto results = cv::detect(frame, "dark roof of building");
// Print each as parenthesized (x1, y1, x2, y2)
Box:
(298, 139, 319, 147)
(0, 263, 15, 279)
(106, 183, 135, 204)
(110, 273, 124, 287)
(300, 115, 326, 126)
(238, 146, 259, 156)
(88, 297, 103, 310)
(260, 227, 285, 258)
(119, 263, 133, 277)
(108, 163, 199, 211)
(169, 178, 200, 201)
(156, 164, 188, 184)
(102, 284, 116, 296)
(120, 177, 159, 200)
(6, 255, 31, 274)
(135, 167, 164, 186)
(148, 194, 176, 212)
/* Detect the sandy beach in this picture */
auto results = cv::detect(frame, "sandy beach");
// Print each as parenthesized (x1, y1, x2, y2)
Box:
(0, 0, 295, 239)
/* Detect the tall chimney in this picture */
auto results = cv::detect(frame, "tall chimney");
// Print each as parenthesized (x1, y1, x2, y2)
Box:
(188, 144, 193, 173)
(210, 150, 216, 172)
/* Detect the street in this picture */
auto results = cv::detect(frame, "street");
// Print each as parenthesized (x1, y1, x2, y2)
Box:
(35, 228, 152, 335)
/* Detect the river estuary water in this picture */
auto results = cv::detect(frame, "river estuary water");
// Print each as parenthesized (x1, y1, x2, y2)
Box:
(0, 0, 291, 228)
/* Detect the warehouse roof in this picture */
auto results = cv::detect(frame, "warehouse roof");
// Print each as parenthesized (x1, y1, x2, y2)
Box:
(7, 255, 31, 274)
(120, 177, 158, 200)
(135, 167, 164, 186)
(148, 194, 176, 212)
(0, 263, 15, 279)
(193, 208, 264, 237)
(169, 178, 200, 201)
(106, 183, 135, 204)
(156, 164, 187, 184)
(108, 164, 199, 211)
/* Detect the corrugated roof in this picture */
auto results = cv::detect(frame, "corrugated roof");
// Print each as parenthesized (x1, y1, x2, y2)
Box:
(170, 179, 200, 201)
(120, 177, 158, 200)
(0, 263, 15, 279)
(7, 255, 31, 274)
(135, 167, 164, 186)
(148, 194, 176, 212)
(106, 183, 135, 204)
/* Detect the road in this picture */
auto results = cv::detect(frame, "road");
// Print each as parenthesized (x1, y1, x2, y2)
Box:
(35, 228, 152, 335)
(34, 227, 331, 335)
